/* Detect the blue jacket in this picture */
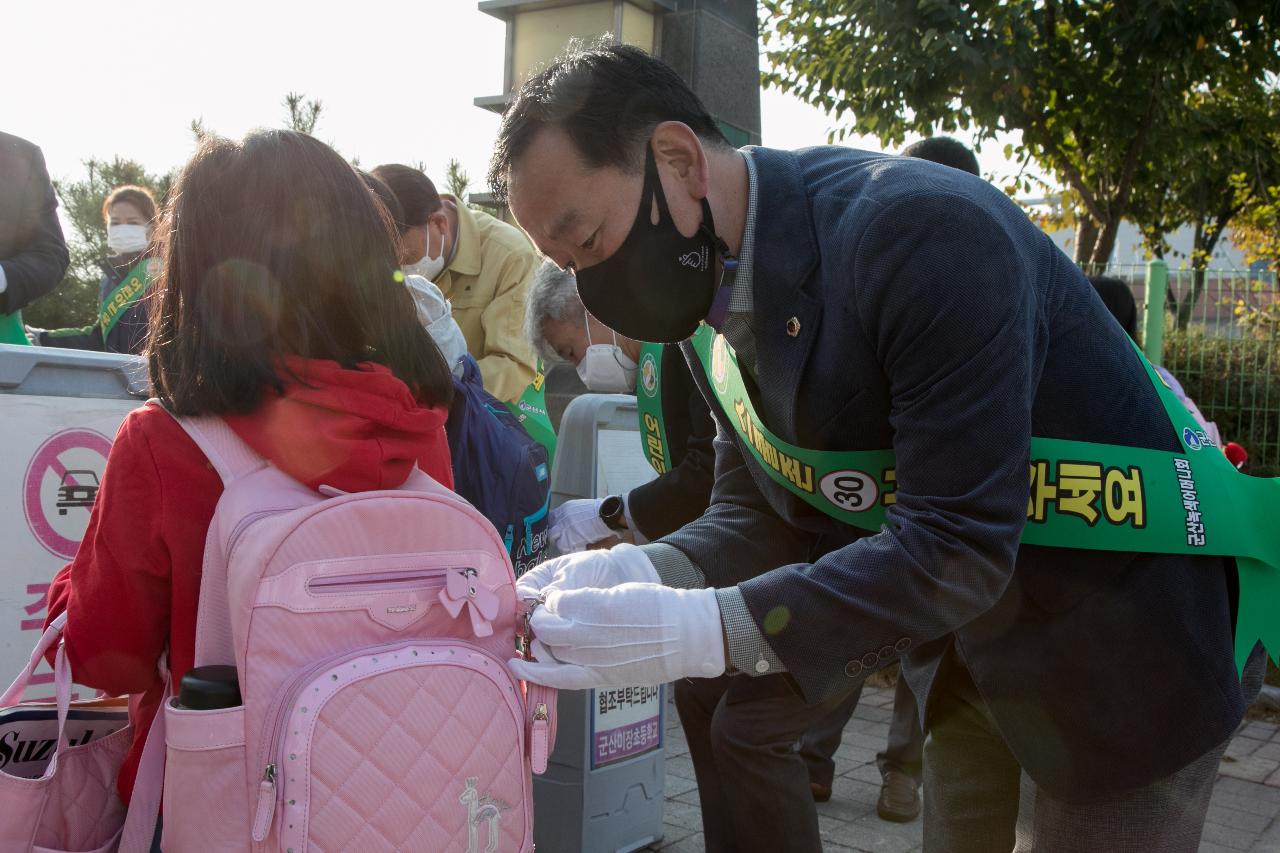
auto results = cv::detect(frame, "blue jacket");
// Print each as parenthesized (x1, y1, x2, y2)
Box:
(663, 146, 1244, 799)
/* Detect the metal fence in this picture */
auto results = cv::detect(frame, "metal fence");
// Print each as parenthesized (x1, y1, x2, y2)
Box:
(1092, 262, 1280, 475)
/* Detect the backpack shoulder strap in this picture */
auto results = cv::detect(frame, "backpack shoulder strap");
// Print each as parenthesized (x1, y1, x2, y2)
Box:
(146, 399, 266, 485)
(399, 466, 460, 499)
(147, 400, 260, 665)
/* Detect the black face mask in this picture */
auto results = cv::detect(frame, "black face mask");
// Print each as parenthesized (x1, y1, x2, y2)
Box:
(574, 142, 734, 343)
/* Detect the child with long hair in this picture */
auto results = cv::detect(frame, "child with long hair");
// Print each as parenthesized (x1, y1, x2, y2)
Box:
(43, 130, 456, 818)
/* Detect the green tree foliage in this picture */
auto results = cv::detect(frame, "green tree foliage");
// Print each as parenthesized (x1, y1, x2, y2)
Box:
(24, 158, 173, 329)
(761, 0, 1280, 268)
(443, 157, 500, 217)
(283, 92, 322, 135)
(444, 158, 471, 199)
(1131, 85, 1280, 329)
(1232, 179, 1280, 276)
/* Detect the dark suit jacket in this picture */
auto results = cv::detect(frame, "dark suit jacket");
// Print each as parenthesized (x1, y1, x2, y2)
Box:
(663, 146, 1243, 799)
(0, 132, 69, 315)
(626, 344, 716, 540)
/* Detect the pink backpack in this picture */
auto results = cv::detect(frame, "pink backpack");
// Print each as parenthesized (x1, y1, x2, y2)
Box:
(147, 408, 555, 852)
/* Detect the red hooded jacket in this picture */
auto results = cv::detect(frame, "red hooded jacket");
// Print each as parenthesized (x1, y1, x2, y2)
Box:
(44, 358, 453, 803)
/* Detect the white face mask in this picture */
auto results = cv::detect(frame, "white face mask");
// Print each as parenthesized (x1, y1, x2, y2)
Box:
(402, 223, 446, 281)
(106, 223, 149, 256)
(576, 310, 637, 394)
(405, 274, 468, 368)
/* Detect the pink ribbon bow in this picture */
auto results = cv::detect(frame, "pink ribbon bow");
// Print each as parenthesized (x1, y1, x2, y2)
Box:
(439, 569, 499, 637)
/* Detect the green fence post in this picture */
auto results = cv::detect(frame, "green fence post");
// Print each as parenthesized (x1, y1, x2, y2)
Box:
(1143, 259, 1168, 364)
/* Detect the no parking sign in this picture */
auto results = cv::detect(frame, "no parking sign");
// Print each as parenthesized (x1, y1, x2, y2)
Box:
(23, 429, 114, 560)
(2, 397, 142, 698)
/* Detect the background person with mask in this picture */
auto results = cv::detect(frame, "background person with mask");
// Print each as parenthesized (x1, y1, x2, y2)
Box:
(35, 185, 156, 354)
(495, 43, 1260, 853)
(0, 131, 69, 345)
(371, 163, 540, 406)
(359, 168, 550, 575)
(360, 170, 470, 373)
(525, 261, 715, 550)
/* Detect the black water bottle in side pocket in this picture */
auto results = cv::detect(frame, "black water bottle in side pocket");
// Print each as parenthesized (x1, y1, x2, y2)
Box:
(172, 665, 241, 710)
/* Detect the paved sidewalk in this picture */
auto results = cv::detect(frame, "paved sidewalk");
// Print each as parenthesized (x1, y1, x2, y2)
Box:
(645, 685, 1280, 853)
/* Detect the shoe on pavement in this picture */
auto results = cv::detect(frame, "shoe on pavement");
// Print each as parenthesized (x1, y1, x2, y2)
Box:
(876, 770, 920, 822)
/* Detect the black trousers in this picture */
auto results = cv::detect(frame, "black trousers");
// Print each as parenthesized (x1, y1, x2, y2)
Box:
(799, 674, 924, 788)
(673, 673, 858, 853)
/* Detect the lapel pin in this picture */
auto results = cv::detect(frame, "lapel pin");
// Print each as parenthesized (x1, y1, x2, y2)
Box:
(786, 317, 801, 337)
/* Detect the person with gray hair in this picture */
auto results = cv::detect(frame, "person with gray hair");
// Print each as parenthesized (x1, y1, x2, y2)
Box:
(526, 261, 716, 549)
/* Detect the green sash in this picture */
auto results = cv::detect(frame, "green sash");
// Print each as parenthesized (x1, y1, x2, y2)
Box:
(505, 359, 557, 467)
(635, 327, 715, 475)
(97, 258, 151, 342)
(691, 328, 1280, 672)
(0, 310, 27, 345)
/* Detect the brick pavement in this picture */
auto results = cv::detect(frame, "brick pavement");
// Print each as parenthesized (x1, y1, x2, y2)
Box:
(645, 685, 1280, 853)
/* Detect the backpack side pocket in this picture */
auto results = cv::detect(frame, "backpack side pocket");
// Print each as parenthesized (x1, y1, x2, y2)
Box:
(161, 704, 248, 852)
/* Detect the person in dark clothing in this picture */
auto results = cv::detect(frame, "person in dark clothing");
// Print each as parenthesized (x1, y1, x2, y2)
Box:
(502, 44, 1250, 853)
(37, 185, 157, 355)
(0, 131, 69, 344)
(798, 135, 987, 822)
(525, 262, 715, 546)
(900, 136, 982, 177)
(1089, 274, 1139, 338)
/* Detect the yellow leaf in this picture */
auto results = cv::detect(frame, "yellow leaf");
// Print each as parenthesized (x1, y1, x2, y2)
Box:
(1196, 34, 1207, 50)
(1020, 85, 1031, 99)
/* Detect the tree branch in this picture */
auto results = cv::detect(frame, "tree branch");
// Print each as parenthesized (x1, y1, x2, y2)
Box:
(1110, 73, 1163, 221)
(1039, 134, 1106, 223)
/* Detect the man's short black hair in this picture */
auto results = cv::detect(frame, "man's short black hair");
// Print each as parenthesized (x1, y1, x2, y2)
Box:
(360, 170, 406, 231)
(371, 164, 442, 232)
(900, 136, 981, 177)
(488, 40, 729, 204)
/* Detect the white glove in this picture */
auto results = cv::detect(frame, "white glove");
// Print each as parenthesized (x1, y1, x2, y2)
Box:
(516, 543, 660, 601)
(507, 583, 726, 689)
(548, 498, 614, 553)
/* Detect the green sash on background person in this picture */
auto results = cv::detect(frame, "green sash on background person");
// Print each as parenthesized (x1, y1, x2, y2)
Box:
(36, 257, 154, 348)
(0, 310, 27, 345)
(506, 360, 557, 467)
(96, 257, 151, 343)
(691, 327, 1280, 673)
(635, 326, 715, 475)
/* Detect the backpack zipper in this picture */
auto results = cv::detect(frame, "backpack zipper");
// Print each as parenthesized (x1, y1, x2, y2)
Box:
(306, 567, 457, 594)
(252, 763, 277, 843)
(251, 642, 404, 842)
(531, 702, 551, 774)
